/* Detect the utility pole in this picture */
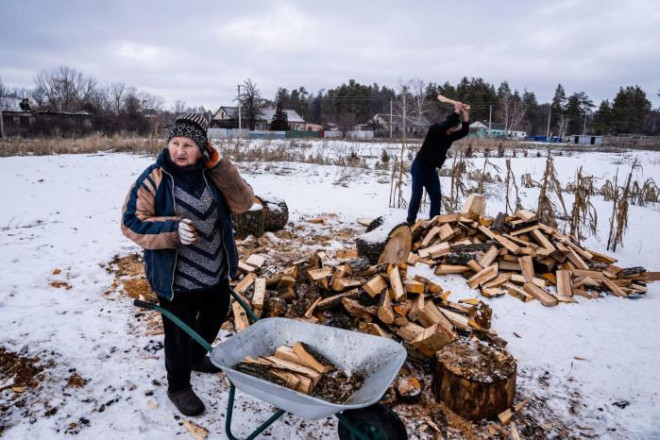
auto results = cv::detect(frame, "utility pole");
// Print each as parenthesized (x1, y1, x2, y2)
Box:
(389, 98, 393, 139)
(488, 104, 492, 136)
(546, 107, 552, 140)
(237, 84, 242, 135)
(0, 107, 4, 139)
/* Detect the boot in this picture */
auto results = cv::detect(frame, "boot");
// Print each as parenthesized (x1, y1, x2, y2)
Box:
(191, 356, 222, 374)
(167, 387, 205, 416)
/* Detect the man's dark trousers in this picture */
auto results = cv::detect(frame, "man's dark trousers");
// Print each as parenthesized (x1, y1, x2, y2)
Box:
(407, 157, 441, 224)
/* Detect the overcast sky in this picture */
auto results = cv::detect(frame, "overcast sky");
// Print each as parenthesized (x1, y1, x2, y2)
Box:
(1, 0, 659, 110)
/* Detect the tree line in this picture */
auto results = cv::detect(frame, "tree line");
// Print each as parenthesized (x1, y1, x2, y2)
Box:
(1, 66, 659, 137)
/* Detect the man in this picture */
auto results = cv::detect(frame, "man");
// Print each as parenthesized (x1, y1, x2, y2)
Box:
(407, 100, 470, 224)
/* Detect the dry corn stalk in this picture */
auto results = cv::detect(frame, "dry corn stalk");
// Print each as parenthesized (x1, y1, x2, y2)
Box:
(569, 167, 598, 241)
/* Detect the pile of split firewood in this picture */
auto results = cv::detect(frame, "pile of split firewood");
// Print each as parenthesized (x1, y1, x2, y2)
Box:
(407, 194, 657, 305)
(226, 195, 657, 422)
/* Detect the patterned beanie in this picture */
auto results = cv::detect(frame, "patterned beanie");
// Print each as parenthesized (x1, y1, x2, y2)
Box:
(167, 113, 210, 159)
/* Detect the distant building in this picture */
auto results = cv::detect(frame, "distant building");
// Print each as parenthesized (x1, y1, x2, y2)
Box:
(211, 106, 306, 130)
(469, 121, 489, 139)
(487, 122, 527, 138)
(364, 113, 431, 137)
(1, 96, 93, 137)
(568, 134, 603, 146)
(1, 97, 35, 137)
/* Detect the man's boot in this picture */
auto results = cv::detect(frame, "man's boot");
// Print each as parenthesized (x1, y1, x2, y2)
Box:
(167, 387, 205, 416)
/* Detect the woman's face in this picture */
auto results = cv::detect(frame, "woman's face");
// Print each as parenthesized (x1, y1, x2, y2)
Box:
(168, 136, 202, 166)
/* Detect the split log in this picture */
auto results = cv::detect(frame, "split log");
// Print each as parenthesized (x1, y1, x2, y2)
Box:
(255, 195, 289, 231)
(461, 194, 486, 218)
(232, 301, 250, 332)
(232, 203, 266, 239)
(411, 323, 458, 357)
(396, 322, 425, 342)
(433, 340, 516, 420)
(293, 342, 335, 373)
(252, 278, 267, 318)
(356, 220, 412, 265)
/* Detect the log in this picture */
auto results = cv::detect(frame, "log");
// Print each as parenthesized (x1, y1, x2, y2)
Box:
(396, 376, 422, 404)
(377, 289, 395, 325)
(293, 342, 335, 373)
(388, 265, 406, 302)
(232, 203, 265, 239)
(461, 194, 486, 218)
(255, 195, 289, 231)
(356, 221, 412, 265)
(363, 274, 387, 298)
(396, 322, 425, 342)
(411, 323, 458, 357)
(232, 301, 250, 332)
(252, 278, 267, 318)
(433, 340, 516, 420)
(523, 282, 558, 306)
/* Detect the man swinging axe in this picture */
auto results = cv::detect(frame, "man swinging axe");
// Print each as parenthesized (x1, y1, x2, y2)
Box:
(406, 94, 471, 224)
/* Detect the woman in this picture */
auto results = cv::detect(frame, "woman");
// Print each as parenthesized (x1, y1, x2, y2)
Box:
(121, 113, 254, 416)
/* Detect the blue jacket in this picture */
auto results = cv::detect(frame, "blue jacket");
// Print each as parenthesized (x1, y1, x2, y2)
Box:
(121, 149, 252, 300)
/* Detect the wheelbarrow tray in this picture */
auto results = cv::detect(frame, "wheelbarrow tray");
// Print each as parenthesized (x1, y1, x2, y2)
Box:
(210, 317, 406, 420)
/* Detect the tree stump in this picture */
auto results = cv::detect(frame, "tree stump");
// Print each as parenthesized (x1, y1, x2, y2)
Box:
(232, 203, 265, 239)
(256, 195, 289, 231)
(433, 340, 516, 420)
(355, 218, 411, 265)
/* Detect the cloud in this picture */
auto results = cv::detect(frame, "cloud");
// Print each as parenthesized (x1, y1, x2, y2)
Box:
(0, 0, 658, 109)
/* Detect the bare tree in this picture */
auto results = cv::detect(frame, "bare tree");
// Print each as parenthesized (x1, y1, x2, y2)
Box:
(0, 76, 5, 139)
(497, 83, 527, 135)
(410, 78, 431, 135)
(33, 66, 92, 112)
(239, 79, 267, 130)
(109, 82, 127, 115)
(390, 82, 414, 209)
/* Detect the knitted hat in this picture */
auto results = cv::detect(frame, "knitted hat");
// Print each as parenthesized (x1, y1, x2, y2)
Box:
(167, 113, 210, 160)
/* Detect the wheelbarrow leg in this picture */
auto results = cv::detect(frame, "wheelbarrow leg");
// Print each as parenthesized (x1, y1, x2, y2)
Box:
(225, 383, 286, 440)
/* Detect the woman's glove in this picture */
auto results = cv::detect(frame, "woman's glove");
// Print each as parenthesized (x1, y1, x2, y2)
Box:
(178, 218, 198, 245)
(204, 141, 223, 168)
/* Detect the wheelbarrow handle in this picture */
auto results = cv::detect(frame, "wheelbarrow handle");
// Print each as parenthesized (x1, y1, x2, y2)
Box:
(229, 288, 259, 323)
(133, 299, 213, 353)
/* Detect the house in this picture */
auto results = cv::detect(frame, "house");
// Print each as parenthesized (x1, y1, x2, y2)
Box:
(211, 106, 306, 130)
(469, 121, 489, 139)
(1, 96, 35, 137)
(364, 113, 431, 137)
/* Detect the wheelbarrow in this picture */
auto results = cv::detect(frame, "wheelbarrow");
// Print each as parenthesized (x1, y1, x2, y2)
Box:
(134, 289, 408, 440)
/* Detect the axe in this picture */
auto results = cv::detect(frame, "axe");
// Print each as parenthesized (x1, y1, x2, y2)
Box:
(437, 94, 470, 111)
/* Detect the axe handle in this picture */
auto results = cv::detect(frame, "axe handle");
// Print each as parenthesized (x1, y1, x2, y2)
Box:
(436, 94, 459, 105)
(437, 94, 470, 111)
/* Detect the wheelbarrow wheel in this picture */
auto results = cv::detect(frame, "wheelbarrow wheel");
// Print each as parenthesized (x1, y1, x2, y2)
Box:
(337, 404, 407, 440)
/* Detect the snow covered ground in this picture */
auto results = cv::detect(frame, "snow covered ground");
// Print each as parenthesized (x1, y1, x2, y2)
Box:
(1, 143, 659, 439)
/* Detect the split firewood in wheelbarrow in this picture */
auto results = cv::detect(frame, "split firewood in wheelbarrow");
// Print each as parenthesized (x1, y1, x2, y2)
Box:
(234, 341, 365, 404)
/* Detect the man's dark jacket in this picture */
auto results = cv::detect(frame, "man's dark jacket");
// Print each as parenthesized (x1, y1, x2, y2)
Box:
(416, 112, 470, 168)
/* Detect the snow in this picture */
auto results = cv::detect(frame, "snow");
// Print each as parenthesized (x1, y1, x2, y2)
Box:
(1, 143, 659, 439)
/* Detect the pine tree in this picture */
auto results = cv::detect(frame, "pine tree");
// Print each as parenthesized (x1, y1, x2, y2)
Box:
(270, 102, 290, 131)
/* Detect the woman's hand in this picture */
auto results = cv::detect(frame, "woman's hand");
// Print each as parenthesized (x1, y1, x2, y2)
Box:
(178, 218, 198, 245)
(204, 141, 223, 168)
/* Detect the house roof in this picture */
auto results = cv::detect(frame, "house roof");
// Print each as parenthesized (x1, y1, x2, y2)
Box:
(213, 105, 305, 123)
(369, 113, 431, 127)
(0, 96, 32, 113)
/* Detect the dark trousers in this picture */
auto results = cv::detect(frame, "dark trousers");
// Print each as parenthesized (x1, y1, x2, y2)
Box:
(158, 280, 231, 392)
(407, 158, 442, 224)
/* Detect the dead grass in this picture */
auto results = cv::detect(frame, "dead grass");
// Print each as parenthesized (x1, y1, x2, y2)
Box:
(0, 135, 161, 156)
